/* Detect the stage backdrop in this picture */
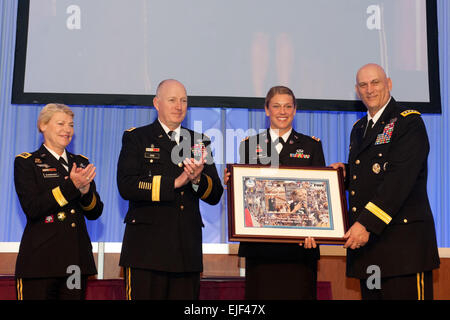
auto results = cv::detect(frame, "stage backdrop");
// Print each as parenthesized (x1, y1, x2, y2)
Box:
(0, 0, 449, 248)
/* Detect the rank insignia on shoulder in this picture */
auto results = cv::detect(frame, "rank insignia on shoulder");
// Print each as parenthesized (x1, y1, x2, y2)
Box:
(126, 127, 136, 132)
(401, 110, 421, 117)
(78, 154, 89, 160)
(311, 136, 320, 142)
(16, 152, 32, 159)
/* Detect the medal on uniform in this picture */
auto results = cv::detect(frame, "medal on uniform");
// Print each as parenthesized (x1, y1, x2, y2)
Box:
(44, 215, 54, 223)
(375, 118, 397, 145)
(290, 149, 310, 159)
(57, 212, 66, 221)
(372, 163, 381, 174)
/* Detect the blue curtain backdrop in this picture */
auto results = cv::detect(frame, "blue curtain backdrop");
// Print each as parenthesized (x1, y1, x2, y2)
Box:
(0, 0, 449, 247)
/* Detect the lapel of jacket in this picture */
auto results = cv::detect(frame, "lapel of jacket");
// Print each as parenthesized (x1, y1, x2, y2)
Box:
(278, 129, 297, 162)
(151, 120, 177, 155)
(262, 129, 274, 163)
(38, 144, 68, 177)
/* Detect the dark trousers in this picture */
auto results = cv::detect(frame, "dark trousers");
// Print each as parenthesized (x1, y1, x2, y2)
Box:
(245, 257, 317, 300)
(16, 276, 88, 300)
(360, 271, 433, 300)
(124, 267, 200, 300)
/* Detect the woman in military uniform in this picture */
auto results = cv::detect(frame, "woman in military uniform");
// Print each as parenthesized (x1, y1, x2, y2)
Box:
(14, 103, 103, 300)
(225, 86, 326, 299)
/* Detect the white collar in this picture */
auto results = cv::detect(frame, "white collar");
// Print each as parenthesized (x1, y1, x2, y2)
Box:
(367, 97, 391, 127)
(269, 128, 292, 143)
(44, 144, 68, 164)
(158, 119, 182, 144)
(158, 119, 181, 138)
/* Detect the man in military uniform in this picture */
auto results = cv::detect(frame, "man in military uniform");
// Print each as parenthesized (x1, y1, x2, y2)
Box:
(117, 79, 223, 300)
(331, 63, 440, 299)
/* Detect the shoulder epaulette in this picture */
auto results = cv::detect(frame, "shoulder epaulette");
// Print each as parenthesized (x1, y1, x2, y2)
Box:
(16, 152, 32, 159)
(401, 110, 421, 117)
(125, 127, 136, 132)
(78, 154, 89, 160)
(311, 136, 321, 142)
(353, 118, 364, 127)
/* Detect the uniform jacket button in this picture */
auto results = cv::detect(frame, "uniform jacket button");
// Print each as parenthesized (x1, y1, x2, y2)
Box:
(71, 223, 76, 228)
(352, 207, 357, 212)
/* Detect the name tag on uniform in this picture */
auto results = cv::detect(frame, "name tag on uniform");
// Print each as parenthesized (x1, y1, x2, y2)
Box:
(42, 168, 60, 178)
(145, 147, 160, 159)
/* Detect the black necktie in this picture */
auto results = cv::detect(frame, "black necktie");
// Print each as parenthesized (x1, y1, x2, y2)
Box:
(275, 137, 286, 147)
(59, 157, 68, 168)
(168, 130, 183, 144)
(364, 119, 374, 138)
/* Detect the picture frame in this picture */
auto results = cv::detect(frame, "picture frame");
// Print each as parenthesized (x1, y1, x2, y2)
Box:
(227, 164, 349, 244)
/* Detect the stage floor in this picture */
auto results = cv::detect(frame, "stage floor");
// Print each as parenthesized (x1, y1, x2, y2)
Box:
(0, 277, 332, 300)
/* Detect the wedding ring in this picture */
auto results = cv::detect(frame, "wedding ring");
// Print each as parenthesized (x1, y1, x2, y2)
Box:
(86, 177, 90, 181)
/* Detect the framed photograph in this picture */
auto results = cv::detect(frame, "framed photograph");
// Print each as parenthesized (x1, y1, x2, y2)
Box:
(227, 164, 348, 244)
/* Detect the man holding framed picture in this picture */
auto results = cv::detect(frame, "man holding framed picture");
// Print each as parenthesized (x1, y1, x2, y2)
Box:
(331, 63, 440, 300)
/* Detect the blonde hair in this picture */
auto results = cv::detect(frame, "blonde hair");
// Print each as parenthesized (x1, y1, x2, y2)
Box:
(37, 103, 74, 133)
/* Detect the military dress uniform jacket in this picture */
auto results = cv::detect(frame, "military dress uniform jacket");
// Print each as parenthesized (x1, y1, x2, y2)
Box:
(117, 120, 223, 273)
(346, 98, 440, 279)
(238, 129, 325, 262)
(14, 145, 103, 278)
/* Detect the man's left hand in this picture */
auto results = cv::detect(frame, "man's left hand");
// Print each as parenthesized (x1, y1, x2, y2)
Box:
(344, 222, 370, 250)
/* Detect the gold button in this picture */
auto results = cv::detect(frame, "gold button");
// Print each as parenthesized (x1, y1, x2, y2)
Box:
(352, 207, 357, 212)
(353, 175, 357, 180)
(132, 219, 136, 223)
(178, 163, 183, 167)
(351, 191, 355, 196)
(180, 191, 184, 196)
(355, 160, 360, 165)
(404, 219, 408, 223)
(378, 153, 383, 157)
(71, 223, 76, 228)
(70, 209, 75, 214)
(180, 205, 184, 210)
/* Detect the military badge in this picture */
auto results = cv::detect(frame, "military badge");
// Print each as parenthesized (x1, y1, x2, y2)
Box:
(372, 163, 381, 174)
(44, 215, 54, 223)
(57, 212, 66, 221)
